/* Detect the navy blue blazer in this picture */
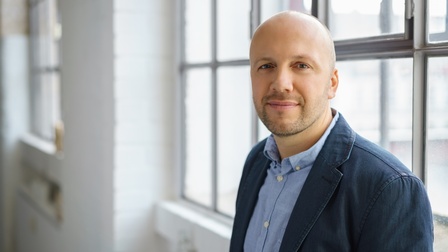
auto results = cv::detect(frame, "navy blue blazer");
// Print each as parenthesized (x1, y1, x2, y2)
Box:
(230, 114, 433, 252)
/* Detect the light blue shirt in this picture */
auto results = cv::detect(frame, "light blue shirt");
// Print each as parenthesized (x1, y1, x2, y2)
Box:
(244, 112, 339, 252)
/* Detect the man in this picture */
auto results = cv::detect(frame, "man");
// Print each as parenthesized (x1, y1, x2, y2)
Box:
(230, 11, 433, 251)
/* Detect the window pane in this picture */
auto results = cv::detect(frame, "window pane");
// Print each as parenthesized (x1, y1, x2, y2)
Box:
(29, 0, 62, 141)
(428, 0, 448, 42)
(40, 72, 58, 139)
(185, 0, 211, 63)
(217, 66, 252, 216)
(427, 57, 448, 252)
(258, 119, 271, 141)
(217, 0, 251, 61)
(184, 68, 213, 207)
(329, 0, 405, 40)
(332, 58, 413, 168)
(38, 0, 50, 67)
(261, 0, 312, 22)
(49, 0, 61, 66)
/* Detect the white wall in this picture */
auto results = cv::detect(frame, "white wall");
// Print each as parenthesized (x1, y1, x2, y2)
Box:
(0, 1, 28, 251)
(12, 0, 176, 251)
(113, 0, 176, 250)
(1, 35, 29, 252)
(59, 0, 115, 251)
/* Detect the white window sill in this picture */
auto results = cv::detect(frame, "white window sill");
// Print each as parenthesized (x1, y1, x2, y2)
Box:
(155, 201, 232, 252)
(21, 133, 56, 156)
(19, 133, 63, 221)
(20, 133, 62, 181)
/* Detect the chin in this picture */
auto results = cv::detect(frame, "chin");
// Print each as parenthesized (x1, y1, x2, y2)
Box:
(267, 124, 302, 137)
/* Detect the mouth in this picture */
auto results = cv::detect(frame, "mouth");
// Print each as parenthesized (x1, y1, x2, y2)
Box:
(266, 100, 299, 111)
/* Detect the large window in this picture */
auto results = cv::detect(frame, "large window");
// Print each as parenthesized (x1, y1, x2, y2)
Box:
(181, 0, 254, 216)
(180, 0, 447, 250)
(29, 0, 62, 142)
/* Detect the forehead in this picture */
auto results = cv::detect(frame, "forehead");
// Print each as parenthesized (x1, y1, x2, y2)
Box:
(250, 30, 323, 67)
(250, 14, 330, 62)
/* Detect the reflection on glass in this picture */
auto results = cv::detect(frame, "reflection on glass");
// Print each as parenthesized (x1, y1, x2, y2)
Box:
(332, 58, 413, 168)
(329, 0, 405, 40)
(185, 0, 211, 62)
(217, 0, 251, 61)
(184, 68, 212, 207)
(427, 57, 448, 252)
(261, 0, 312, 22)
(428, 0, 448, 42)
(217, 66, 252, 216)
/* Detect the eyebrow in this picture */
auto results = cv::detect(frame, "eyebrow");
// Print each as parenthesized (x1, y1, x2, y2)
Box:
(252, 54, 318, 67)
(291, 54, 318, 67)
(251, 57, 272, 66)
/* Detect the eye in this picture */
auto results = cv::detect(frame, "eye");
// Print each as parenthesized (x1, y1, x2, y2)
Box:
(259, 63, 274, 70)
(296, 63, 310, 69)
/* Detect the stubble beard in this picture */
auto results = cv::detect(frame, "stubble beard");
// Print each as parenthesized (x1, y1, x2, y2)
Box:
(259, 107, 310, 137)
(256, 93, 328, 138)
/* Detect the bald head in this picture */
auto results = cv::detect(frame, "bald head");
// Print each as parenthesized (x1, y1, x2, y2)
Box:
(250, 11, 336, 72)
(249, 10, 339, 148)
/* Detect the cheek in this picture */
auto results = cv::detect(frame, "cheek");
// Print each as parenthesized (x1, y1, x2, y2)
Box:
(295, 80, 329, 100)
(251, 79, 267, 99)
(251, 86, 263, 105)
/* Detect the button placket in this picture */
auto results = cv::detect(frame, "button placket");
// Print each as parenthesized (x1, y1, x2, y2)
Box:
(264, 221, 269, 228)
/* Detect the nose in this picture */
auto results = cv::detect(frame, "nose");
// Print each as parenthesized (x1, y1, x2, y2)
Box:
(271, 67, 293, 93)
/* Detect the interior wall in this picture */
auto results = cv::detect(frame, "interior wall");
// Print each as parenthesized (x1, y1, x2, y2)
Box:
(112, 0, 176, 250)
(59, 0, 115, 251)
(0, 1, 28, 252)
(9, 0, 177, 251)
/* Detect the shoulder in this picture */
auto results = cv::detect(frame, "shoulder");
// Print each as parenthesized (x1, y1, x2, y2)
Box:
(341, 133, 427, 209)
(350, 134, 413, 177)
(327, 115, 423, 198)
(351, 138, 433, 249)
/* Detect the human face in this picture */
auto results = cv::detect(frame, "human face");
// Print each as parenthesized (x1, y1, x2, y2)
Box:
(250, 14, 338, 137)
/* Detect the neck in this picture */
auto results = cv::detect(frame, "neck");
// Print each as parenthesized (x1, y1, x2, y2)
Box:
(274, 108, 334, 160)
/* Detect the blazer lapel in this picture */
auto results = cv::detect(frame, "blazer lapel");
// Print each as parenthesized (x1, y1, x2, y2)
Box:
(231, 151, 270, 250)
(279, 114, 355, 251)
(279, 158, 343, 251)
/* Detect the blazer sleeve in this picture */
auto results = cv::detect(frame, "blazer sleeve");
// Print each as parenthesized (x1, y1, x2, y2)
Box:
(356, 175, 434, 252)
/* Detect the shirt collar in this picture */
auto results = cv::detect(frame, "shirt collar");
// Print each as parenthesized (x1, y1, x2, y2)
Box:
(263, 111, 340, 171)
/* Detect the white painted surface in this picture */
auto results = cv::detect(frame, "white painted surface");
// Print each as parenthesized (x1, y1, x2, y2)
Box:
(14, 0, 177, 251)
(156, 201, 232, 252)
(6, 0, 232, 251)
(112, 0, 175, 250)
(0, 35, 29, 252)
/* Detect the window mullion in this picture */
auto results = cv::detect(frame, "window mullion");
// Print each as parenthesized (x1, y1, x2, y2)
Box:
(335, 38, 413, 60)
(413, 0, 426, 49)
(250, 0, 260, 38)
(250, 0, 260, 145)
(315, 0, 328, 23)
(411, 0, 427, 183)
(412, 51, 427, 183)
(211, 0, 218, 212)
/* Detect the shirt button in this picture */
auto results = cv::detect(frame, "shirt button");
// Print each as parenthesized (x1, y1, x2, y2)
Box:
(264, 221, 269, 228)
(295, 166, 301, 171)
(276, 175, 283, 182)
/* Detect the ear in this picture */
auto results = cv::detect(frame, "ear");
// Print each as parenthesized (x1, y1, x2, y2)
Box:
(327, 69, 339, 99)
